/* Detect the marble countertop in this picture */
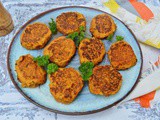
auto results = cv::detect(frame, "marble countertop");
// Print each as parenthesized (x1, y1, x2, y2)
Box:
(0, 0, 160, 120)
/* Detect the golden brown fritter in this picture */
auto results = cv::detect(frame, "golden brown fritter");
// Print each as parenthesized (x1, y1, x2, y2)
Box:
(49, 68, 84, 104)
(21, 22, 52, 50)
(90, 14, 116, 39)
(43, 36, 76, 67)
(108, 40, 137, 70)
(89, 65, 122, 96)
(15, 54, 47, 88)
(78, 37, 106, 65)
(56, 12, 86, 35)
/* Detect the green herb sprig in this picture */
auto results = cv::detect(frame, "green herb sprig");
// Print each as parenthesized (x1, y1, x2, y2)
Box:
(49, 18, 57, 34)
(67, 26, 85, 47)
(78, 62, 94, 81)
(116, 35, 124, 41)
(107, 33, 114, 41)
(33, 55, 50, 67)
(47, 63, 59, 74)
(33, 55, 59, 74)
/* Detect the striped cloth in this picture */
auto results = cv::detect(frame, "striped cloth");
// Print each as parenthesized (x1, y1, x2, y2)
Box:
(101, 0, 160, 49)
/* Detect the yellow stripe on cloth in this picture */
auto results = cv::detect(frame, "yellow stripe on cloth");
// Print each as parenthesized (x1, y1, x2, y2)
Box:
(103, 0, 120, 13)
(136, 17, 142, 23)
(156, 87, 160, 91)
(145, 39, 160, 48)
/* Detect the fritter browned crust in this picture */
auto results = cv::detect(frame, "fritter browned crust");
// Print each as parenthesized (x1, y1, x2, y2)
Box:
(90, 14, 116, 39)
(78, 37, 106, 65)
(89, 65, 122, 96)
(43, 36, 76, 67)
(108, 41, 137, 70)
(20, 22, 52, 50)
(56, 12, 86, 35)
(15, 54, 47, 88)
(49, 68, 84, 104)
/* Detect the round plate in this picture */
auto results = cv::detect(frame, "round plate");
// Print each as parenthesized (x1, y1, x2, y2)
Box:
(7, 6, 142, 115)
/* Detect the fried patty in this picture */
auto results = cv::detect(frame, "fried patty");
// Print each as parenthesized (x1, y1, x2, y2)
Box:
(78, 37, 106, 65)
(90, 14, 116, 39)
(89, 65, 122, 96)
(43, 36, 76, 67)
(15, 54, 47, 88)
(108, 40, 137, 70)
(21, 22, 52, 50)
(49, 68, 84, 104)
(56, 12, 86, 35)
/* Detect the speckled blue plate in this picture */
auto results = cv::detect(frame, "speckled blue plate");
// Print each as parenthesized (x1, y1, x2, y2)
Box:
(7, 6, 142, 115)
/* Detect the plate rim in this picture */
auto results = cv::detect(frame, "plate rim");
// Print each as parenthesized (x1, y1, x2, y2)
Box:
(7, 6, 143, 115)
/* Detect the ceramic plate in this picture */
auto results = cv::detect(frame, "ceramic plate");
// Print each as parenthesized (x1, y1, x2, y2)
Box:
(7, 6, 142, 115)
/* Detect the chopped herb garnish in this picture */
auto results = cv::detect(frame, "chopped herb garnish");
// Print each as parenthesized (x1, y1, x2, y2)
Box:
(47, 63, 59, 74)
(116, 35, 124, 41)
(33, 55, 49, 67)
(79, 26, 85, 31)
(49, 18, 57, 34)
(107, 33, 114, 41)
(67, 26, 85, 47)
(78, 62, 94, 81)
(67, 32, 79, 40)
(34, 55, 59, 74)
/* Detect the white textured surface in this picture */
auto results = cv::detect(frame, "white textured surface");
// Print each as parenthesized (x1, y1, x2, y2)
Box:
(0, 0, 160, 120)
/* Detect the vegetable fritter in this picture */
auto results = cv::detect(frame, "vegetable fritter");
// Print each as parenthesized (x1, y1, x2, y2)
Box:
(15, 54, 47, 88)
(43, 36, 76, 67)
(108, 40, 137, 70)
(49, 68, 84, 104)
(56, 12, 86, 35)
(21, 22, 52, 50)
(90, 14, 116, 39)
(78, 37, 106, 65)
(89, 65, 122, 96)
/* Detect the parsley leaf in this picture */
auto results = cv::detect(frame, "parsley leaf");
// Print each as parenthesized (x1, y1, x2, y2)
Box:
(67, 26, 85, 47)
(116, 35, 124, 41)
(33, 55, 50, 67)
(79, 62, 94, 81)
(47, 63, 59, 74)
(107, 33, 114, 41)
(67, 32, 79, 40)
(49, 18, 57, 34)
(79, 26, 85, 31)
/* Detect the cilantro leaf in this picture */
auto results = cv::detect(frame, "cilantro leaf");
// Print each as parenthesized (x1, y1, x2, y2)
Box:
(116, 35, 124, 41)
(49, 18, 57, 34)
(47, 63, 59, 74)
(79, 62, 94, 81)
(107, 33, 114, 41)
(33, 55, 49, 67)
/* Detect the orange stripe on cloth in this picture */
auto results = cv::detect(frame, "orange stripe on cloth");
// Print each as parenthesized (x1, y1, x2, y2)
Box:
(129, 0, 154, 21)
(133, 56, 160, 108)
(134, 91, 155, 108)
